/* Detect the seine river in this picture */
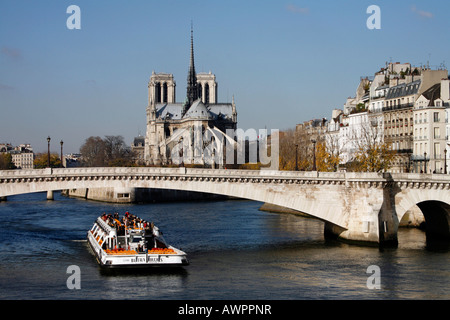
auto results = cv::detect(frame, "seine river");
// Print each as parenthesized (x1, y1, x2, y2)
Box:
(0, 192, 448, 300)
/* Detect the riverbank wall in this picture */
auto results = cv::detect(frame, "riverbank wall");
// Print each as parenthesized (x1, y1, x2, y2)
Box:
(61, 187, 229, 203)
(259, 203, 425, 228)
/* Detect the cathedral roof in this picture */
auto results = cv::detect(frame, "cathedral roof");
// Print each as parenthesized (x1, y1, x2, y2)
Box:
(156, 103, 184, 120)
(208, 104, 234, 121)
(183, 99, 212, 119)
(155, 101, 234, 122)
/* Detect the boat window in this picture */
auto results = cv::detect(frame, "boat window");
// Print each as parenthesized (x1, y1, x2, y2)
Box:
(132, 236, 142, 243)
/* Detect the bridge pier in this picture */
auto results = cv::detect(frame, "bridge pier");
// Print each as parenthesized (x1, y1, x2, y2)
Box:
(322, 183, 401, 247)
(47, 190, 54, 201)
(0, 196, 6, 202)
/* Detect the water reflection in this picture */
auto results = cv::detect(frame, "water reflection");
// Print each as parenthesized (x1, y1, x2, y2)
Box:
(99, 267, 189, 277)
(0, 193, 448, 299)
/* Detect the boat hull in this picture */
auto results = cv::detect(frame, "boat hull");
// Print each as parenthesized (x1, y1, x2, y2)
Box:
(87, 230, 189, 268)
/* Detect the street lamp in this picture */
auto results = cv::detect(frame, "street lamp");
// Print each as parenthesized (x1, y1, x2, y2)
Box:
(60, 140, 64, 168)
(311, 139, 317, 171)
(445, 148, 447, 174)
(424, 152, 427, 173)
(47, 136, 51, 168)
(295, 144, 298, 171)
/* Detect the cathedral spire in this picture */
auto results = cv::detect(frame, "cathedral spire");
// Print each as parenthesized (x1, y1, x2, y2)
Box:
(189, 21, 195, 75)
(185, 22, 198, 109)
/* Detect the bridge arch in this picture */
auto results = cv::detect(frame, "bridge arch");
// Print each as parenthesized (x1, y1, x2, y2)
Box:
(395, 186, 450, 241)
(416, 201, 450, 240)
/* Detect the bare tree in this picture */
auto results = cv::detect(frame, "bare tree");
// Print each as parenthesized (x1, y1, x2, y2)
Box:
(325, 131, 346, 171)
(103, 135, 132, 166)
(80, 136, 106, 167)
(80, 135, 133, 167)
(352, 120, 394, 172)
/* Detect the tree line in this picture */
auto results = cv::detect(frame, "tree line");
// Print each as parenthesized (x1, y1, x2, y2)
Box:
(79, 135, 134, 167)
(0, 153, 15, 170)
(278, 124, 394, 173)
(2, 130, 394, 172)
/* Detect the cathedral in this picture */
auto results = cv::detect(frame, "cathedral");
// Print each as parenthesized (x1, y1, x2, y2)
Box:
(143, 28, 237, 166)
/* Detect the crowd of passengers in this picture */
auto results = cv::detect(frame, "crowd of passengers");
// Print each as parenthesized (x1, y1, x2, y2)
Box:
(101, 211, 154, 235)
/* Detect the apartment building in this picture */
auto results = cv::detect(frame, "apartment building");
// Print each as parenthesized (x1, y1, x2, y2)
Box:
(412, 79, 450, 173)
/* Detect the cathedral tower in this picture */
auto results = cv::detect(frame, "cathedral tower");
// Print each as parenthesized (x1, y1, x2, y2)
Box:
(148, 72, 176, 107)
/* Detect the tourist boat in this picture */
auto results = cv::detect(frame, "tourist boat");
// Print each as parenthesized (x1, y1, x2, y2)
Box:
(87, 212, 189, 268)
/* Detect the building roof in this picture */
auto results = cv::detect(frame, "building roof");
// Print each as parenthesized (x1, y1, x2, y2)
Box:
(208, 104, 234, 121)
(386, 80, 421, 99)
(156, 103, 184, 120)
(155, 100, 234, 121)
(376, 84, 389, 90)
(420, 83, 441, 106)
(133, 136, 145, 147)
(183, 99, 212, 119)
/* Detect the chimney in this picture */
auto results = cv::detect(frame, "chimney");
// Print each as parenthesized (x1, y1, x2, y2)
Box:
(441, 78, 450, 103)
(390, 77, 399, 87)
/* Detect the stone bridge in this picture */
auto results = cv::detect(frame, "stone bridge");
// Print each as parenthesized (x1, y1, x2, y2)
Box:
(0, 167, 449, 246)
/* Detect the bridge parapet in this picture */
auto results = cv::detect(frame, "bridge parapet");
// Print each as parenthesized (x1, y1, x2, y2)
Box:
(2, 168, 450, 191)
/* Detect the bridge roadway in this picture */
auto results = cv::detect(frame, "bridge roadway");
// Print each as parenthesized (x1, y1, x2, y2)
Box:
(1, 167, 449, 246)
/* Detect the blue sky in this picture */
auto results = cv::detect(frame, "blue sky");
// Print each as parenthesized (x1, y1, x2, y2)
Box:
(1, 0, 449, 154)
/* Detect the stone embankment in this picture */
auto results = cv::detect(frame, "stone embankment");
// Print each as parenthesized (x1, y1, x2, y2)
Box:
(259, 203, 425, 228)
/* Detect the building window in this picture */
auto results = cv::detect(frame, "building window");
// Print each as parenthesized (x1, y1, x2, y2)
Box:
(155, 82, 161, 103)
(434, 127, 440, 139)
(198, 83, 203, 100)
(204, 83, 210, 104)
(434, 112, 439, 122)
(434, 143, 440, 159)
(163, 83, 168, 103)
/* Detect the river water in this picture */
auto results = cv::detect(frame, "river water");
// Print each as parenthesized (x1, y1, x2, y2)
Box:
(0, 192, 448, 300)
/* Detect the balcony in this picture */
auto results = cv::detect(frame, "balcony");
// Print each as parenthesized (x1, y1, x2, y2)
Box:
(382, 103, 414, 112)
(396, 149, 413, 154)
(411, 154, 428, 161)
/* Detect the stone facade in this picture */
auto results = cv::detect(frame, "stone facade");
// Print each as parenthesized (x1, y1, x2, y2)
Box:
(412, 79, 449, 173)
